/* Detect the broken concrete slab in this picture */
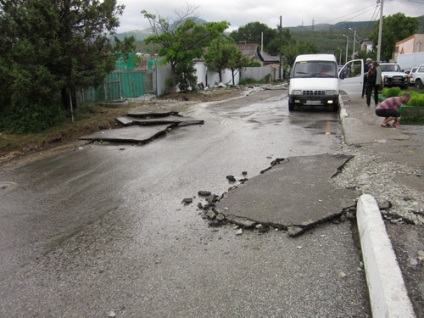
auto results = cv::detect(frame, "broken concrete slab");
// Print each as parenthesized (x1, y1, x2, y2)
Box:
(127, 107, 178, 118)
(79, 125, 170, 143)
(115, 116, 204, 127)
(215, 154, 358, 231)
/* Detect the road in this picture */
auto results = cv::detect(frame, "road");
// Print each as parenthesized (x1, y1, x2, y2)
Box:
(0, 88, 371, 317)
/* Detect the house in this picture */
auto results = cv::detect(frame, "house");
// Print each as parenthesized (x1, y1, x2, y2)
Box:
(236, 43, 280, 66)
(394, 33, 424, 60)
(360, 39, 373, 52)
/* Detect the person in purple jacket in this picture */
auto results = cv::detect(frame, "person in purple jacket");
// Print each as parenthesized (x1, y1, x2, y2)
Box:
(375, 93, 411, 128)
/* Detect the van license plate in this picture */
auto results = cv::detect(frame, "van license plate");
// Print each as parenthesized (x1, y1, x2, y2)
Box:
(305, 100, 321, 105)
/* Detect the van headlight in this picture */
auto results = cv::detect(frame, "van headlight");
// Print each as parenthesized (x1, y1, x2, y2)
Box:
(325, 90, 337, 95)
(292, 90, 302, 95)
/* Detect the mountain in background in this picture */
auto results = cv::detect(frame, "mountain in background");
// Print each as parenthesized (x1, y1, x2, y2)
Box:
(288, 21, 374, 32)
(113, 16, 424, 43)
(113, 17, 208, 42)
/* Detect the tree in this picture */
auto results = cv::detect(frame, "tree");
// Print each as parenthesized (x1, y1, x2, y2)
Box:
(229, 22, 277, 54)
(0, 0, 132, 132)
(268, 28, 295, 56)
(204, 36, 235, 83)
(227, 48, 251, 86)
(142, 9, 229, 91)
(369, 13, 418, 62)
(282, 41, 319, 67)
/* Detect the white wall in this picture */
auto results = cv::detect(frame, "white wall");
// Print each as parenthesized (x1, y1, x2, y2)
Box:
(155, 61, 276, 96)
(194, 61, 240, 87)
(241, 66, 274, 81)
(155, 63, 173, 95)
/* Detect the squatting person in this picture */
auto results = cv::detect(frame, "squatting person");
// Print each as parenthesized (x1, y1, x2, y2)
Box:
(375, 93, 411, 128)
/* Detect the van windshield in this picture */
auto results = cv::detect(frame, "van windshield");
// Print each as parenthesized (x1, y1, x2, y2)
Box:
(292, 61, 337, 78)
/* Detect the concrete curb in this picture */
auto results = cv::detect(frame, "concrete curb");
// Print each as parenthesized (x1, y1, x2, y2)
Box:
(357, 194, 415, 318)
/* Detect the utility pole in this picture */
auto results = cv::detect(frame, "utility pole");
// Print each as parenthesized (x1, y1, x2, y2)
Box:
(345, 35, 349, 63)
(278, 16, 283, 79)
(377, 0, 384, 62)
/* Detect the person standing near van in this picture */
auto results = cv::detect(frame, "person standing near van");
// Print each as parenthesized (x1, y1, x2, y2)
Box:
(365, 62, 380, 107)
(362, 58, 372, 98)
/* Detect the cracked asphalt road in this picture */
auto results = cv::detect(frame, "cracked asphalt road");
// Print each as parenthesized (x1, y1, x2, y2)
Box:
(0, 87, 371, 317)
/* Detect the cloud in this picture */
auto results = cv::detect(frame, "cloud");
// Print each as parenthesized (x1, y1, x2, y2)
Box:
(116, 0, 422, 33)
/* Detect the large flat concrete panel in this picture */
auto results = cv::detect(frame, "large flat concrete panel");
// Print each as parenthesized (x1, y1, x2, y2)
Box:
(215, 154, 358, 229)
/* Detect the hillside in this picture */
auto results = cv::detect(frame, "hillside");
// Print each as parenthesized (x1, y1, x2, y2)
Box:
(113, 15, 424, 55)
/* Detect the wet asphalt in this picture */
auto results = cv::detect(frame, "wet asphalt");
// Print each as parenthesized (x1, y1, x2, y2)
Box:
(0, 88, 371, 317)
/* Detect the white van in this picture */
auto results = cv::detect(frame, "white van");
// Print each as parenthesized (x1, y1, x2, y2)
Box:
(288, 54, 364, 111)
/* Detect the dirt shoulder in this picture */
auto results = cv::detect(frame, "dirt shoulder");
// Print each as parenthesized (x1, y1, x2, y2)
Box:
(0, 87, 247, 169)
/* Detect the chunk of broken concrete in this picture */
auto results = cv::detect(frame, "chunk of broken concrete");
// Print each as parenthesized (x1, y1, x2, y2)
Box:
(182, 198, 193, 205)
(226, 175, 236, 182)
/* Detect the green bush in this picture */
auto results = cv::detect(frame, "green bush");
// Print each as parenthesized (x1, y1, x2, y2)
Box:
(381, 87, 402, 97)
(240, 76, 271, 85)
(0, 101, 66, 133)
(381, 87, 424, 107)
(409, 95, 424, 107)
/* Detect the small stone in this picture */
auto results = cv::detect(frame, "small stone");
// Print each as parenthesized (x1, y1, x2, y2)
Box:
(216, 213, 226, 222)
(182, 198, 193, 205)
(226, 175, 236, 182)
(338, 271, 347, 278)
(242, 171, 248, 176)
(198, 190, 212, 196)
(417, 250, 424, 261)
(410, 258, 418, 266)
(206, 210, 216, 220)
(378, 201, 392, 210)
(235, 228, 243, 235)
(107, 311, 117, 318)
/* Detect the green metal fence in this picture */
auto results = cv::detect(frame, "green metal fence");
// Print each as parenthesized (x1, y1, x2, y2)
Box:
(78, 69, 145, 104)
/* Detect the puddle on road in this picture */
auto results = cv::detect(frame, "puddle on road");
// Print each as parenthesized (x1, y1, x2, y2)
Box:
(0, 181, 18, 194)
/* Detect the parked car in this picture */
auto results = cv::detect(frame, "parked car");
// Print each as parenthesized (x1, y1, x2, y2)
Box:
(405, 67, 418, 85)
(380, 62, 409, 89)
(413, 64, 424, 89)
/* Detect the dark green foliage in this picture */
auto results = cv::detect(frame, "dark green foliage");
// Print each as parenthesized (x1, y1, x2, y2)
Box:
(382, 87, 402, 98)
(142, 11, 230, 90)
(230, 22, 277, 54)
(239, 75, 271, 85)
(408, 95, 424, 107)
(382, 87, 424, 107)
(175, 61, 197, 92)
(0, 0, 132, 132)
(369, 13, 418, 62)
(204, 36, 248, 84)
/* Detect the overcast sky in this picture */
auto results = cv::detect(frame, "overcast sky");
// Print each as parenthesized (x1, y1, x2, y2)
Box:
(116, 0, 423, 33)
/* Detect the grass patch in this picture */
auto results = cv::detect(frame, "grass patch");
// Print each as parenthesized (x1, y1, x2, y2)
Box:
(0, 102, 134, 156)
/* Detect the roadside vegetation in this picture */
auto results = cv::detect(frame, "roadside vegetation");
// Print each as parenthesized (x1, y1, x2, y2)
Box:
(381, 87, 424, 105)
(381, 87, 424, 125)
(0, 87, 242, 165)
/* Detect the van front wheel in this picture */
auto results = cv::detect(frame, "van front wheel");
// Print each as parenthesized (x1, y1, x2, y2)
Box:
(332, 102, 339, 112)
(288, 101, 295, 111)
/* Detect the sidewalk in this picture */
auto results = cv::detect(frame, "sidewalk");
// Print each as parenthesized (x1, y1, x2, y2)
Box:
(340, 97, 424, 318)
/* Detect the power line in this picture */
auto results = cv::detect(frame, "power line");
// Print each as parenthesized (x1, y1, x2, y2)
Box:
(315, 4, 378, 25)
